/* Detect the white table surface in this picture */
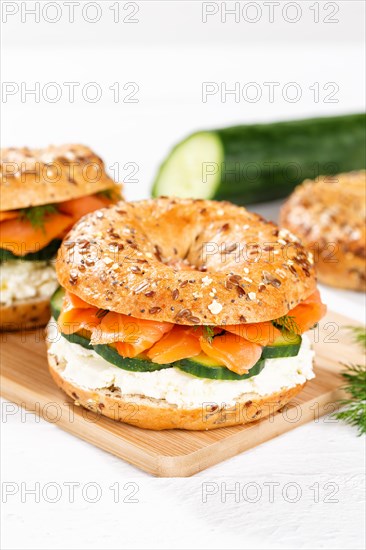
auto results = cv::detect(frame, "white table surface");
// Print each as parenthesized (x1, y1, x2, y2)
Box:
(1, 2, 365, 549)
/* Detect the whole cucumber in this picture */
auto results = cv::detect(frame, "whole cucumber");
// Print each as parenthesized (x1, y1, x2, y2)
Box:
(152, 114, 366, 204)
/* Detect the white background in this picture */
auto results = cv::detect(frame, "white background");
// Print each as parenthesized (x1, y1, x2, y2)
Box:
(1, 1, 365, 549)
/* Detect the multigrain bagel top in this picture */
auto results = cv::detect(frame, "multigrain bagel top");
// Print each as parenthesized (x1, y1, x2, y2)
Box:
(281, 171, 366, 259)
(56, 198, 316, 325)
(1, 144, 117, 211)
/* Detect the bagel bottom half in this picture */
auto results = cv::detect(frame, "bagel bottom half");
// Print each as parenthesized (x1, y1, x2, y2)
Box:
(47, 346, 306, 431)
(0, 297, 51, 331)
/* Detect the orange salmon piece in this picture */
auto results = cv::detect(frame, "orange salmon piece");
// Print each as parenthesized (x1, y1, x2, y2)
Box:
(58, 193, 112, 220)
(200, 333, 262, 375)
(57, 292, 100, 335)
(0, 210, 19, 222)
(58, 307, 101, 335)
(223, 322, 282, 346)
(67, 292, 95, 309)
(146, 325, 202, 364)
(288, 289, 327, 334)
(0, 212, 72, 256)
(93, 311, 173, 357)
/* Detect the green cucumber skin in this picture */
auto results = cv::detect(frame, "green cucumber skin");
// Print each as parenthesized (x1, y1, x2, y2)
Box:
(213, 114, 366, 203)
(50, 286, 64, 320)
(261, 332, 302, 359)
(261, 343, 300, 359)
(154, 114, 366, 204)
(177, 358, 265, 381)
(0, 239, 61, 263)
(92, 344, 172, 372)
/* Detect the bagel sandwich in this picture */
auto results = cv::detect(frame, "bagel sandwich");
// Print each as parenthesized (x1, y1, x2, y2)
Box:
(47, 198, 326, 430)
(280, 170, 366, 291)
(0, 145, 122, 330)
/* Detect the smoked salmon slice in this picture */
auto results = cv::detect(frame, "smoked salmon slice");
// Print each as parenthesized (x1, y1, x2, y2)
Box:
(56, 288, 326, 365)
(92, 311, 173, 358)
(58, 308, 102, 335)
(0, 192, 116, 256)
(0, 210, 19, 222)
(66, 292, 95, 309)
(222, 322, 281, 346)
(0, 212, 72, 256)
(287, 289, 327, 334)
(200, 333, 262, 375)
(146, 325, 202, 364)
(57, 291, 100, 334)
(58, 193, 111, 220)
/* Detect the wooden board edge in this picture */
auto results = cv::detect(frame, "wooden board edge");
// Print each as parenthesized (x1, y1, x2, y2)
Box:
(0, 372, 346, 477)
(154, 386, 347, 477)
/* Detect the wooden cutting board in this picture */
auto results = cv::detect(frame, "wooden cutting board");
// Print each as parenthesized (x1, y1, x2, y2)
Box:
(0, 311, 363, 477)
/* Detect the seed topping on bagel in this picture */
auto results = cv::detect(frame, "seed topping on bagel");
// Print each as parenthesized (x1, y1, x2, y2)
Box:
(56, 198, 316, 325)
(1, 144, 119, 210)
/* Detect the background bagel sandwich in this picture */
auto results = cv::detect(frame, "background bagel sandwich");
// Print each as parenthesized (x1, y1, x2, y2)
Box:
(0, 144, 122, 330)
(47, 197, 326, 430)
(280, 171, 366, 292)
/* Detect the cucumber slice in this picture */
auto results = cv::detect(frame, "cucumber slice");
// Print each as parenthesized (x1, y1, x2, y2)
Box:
(177, 353, 265, 381)
(261, 331, 301, 359)
(50, 286, 65, 320)
(175, 330, 301, 380)
(153, 132, 224, 199)
(0, 239, 61, 262)
(92, 344, 172, 372)
(152, 114, 366, 204)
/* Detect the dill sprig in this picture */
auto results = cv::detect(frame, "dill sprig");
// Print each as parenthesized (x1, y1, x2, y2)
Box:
(346, 325, 366, 350)
(20, 204, 59, 231)
(273, 314, 300, 335)
(203, 326, 215, 343)
(333, 325, 366, 435)
(194, 325, 215, 343)
(98, 189, 119, 201)
(334, 364, 366, 436)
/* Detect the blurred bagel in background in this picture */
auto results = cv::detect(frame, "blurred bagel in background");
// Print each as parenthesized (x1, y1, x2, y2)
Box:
(0, 144, 122, 330)
(280, 171, 366, 291)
